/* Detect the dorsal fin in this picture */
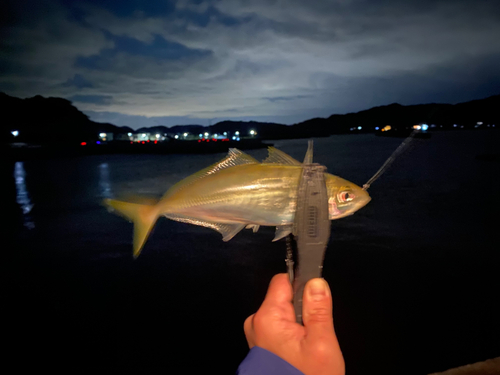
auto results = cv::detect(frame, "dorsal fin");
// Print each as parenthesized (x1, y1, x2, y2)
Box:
(262, 147, 301, 165)
(163, 148, 258, 198)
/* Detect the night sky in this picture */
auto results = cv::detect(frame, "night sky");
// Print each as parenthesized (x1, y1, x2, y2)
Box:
(1, 0, 500, 129)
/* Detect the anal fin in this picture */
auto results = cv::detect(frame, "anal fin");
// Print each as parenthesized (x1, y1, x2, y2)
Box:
(164, 213, 245, 241)
(273, 225, 293, 241)
(246, 224, 260, 233)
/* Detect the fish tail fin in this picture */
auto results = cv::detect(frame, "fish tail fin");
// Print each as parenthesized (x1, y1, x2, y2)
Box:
(104, 198, 160, 258)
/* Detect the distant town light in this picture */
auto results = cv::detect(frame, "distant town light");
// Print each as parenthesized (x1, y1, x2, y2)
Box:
(477, 122, 483, 125)
(375, 127, 379, 130)
(232, 136, 236, 140)
(235, 131, 240, 135)
(357, 126, 362, 130)
(174, 135, 179, 139)
(99, 133, 106, 138)
(204, 132, 209, 136)
(250, 130, 255, 135)
(421, 124, 429, 131)
(223, 132, 227, 135)
(127, 132, 132, 136)
(183, 133, 188, 137)
(199, 134, 203, 137)
(156, 134, 160, 138)
(413, 125, 421, 130)
(11, 130, 19, 137)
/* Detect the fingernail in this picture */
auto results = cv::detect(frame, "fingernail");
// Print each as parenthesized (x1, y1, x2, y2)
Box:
(306, 278, 329, 301)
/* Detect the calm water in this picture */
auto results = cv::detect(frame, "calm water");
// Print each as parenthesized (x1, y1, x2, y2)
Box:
(5, 131, 499, 374)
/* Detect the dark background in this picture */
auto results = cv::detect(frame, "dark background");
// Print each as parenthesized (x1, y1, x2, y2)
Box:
(3, 131, 499, 374)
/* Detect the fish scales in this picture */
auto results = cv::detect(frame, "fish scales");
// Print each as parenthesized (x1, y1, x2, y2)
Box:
(104, 146, 371, 257)
(162, 164, 301, 226)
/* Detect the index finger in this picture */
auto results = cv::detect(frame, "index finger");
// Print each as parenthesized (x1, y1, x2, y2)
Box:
(261, 273, 293, 307)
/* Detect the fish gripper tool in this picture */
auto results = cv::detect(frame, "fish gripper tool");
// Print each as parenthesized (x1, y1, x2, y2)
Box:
(290, 162, 331, 324)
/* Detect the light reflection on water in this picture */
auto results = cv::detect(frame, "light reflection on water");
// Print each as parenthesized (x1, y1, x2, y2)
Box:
(14, 161, 35, 229)
(98, 162, 113, 199)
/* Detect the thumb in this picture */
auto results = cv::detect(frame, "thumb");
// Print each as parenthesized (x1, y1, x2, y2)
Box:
(302, 278, 335, 340)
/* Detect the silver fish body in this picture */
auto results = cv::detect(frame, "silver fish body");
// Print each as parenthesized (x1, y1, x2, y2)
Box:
(105, 146, 371, 257)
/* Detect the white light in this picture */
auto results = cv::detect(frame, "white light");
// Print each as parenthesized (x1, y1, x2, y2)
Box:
(357, 126, 362, 130)
(477, 122, 483, 125)
(214, 133, 218, 138)
(235, 131, 239, 135)
(99, 133, 106, 138)
(199, 134, 203, 137)
(127, 132, 132, 136)
(204, 132, 209, 136)
(250, 130, 255, 135)
(183, 133, 188, 137)
(421, 124, 429, 131)
(453, 124, 457, 128)
(237, 137, 240, 141)
(174, 135, 179, 139)
(232, 136, 236, 140)
(11, 130, 19, 137)
(223, 132, 227, 135)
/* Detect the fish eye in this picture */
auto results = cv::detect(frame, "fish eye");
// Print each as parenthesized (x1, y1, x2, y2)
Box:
(338, 191, 354, 203)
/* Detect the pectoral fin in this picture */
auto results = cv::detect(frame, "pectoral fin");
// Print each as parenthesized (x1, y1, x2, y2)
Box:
(164, 213, 245, 241)
(273, 225, 293, 241)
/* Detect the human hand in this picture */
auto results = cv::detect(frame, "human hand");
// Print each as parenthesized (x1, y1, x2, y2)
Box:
(244, 274, 345, 375)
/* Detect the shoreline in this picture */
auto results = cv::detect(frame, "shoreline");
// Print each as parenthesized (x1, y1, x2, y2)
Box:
(1, 138, 272, 161)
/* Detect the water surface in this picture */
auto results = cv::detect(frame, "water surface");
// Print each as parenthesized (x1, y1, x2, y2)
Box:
(5, 130, 499, 374)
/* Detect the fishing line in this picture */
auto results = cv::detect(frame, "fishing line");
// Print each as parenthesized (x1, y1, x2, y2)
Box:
(362, 130, 419, 191)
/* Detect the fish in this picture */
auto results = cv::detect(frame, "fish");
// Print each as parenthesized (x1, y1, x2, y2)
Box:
(104, 145, 371, 257)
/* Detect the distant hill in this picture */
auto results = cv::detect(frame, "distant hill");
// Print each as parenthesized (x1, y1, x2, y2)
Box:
(1, 92, 498, 143)
(0, 92, 132, 143)
(293, 95, 500, 133)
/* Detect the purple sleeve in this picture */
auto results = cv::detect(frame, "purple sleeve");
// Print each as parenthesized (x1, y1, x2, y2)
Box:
(236, 346, 304, 375)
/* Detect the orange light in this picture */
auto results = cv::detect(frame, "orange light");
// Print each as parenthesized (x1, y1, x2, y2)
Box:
(80, 142, 87, 146)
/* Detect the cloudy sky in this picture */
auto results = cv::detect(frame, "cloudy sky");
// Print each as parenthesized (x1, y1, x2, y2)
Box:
(1, 0, 500, 129)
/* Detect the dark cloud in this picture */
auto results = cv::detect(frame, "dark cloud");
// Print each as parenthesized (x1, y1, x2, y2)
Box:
(1, 0, 499, 128)
(62, 74, 94, 89)
(69, 94, 113, 105)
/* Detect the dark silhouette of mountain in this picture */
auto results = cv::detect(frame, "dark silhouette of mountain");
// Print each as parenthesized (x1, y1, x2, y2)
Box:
(0, 92, 132, 143)
(293, 95, 500, 133)
(1, 92, 498, 144)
